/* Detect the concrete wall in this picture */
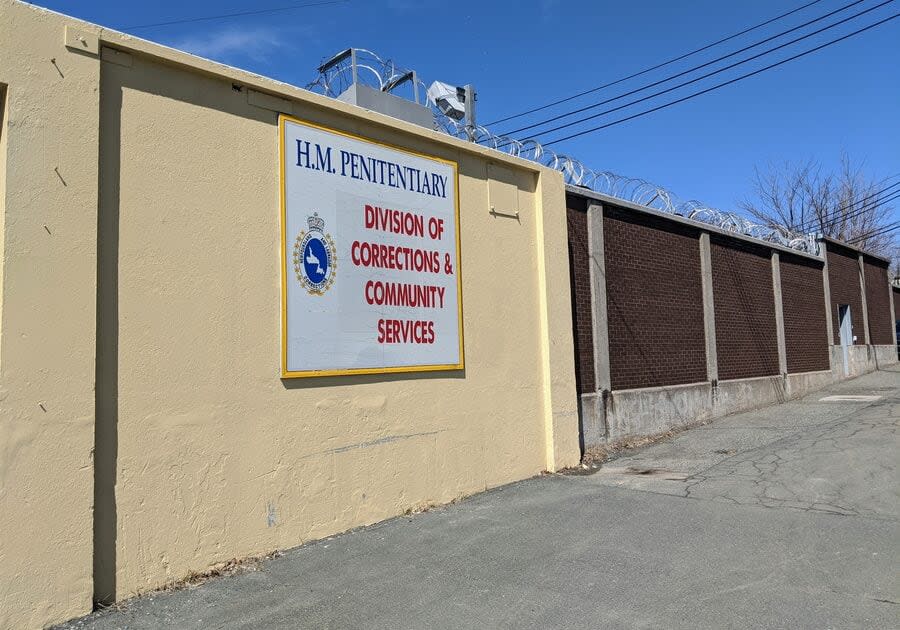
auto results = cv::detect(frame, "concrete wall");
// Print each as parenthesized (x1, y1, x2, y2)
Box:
(826, 242, 866, 344)
(780, 253, 830, 373)
(0, 3, 100, 627)
(566, 190, 898, 446)
(600, 203, 707, 390)
(863, 256, 893, 345)
(0, 3, 580, 627)
(709, 236, 779, 380)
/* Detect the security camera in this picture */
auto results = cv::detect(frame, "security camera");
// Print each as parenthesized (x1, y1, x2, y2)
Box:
(427, 81, 468, 121)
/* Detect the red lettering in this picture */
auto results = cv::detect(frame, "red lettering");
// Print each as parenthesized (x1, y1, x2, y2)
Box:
(376, 318, 437, 344)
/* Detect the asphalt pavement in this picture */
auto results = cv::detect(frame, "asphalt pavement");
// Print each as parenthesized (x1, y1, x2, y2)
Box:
(58, 365, 900, 629)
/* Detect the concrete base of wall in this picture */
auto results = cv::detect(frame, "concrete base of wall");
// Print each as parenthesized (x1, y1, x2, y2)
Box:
(873, 344, 899, 367)
(581, 344, 897, 449)
(828, 344, 899, 379)
(603, 382, 714, 439)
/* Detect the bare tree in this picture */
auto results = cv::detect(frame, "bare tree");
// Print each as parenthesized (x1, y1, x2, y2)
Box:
(740, 154, 897, 254)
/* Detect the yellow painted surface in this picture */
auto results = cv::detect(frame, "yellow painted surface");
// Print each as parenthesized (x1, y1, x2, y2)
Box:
(0, 2, 100, 627)
(0, 2, 580, 626)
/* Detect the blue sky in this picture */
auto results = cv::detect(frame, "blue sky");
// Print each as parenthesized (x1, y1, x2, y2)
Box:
(33, 0, 900, 216)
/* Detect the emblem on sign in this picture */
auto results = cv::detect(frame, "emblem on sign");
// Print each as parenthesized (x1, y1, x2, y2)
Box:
(293, 213, 336, 295)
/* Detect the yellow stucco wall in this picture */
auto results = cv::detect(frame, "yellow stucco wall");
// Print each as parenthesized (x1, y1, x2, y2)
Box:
(0, 2, 580, 627)
(0, 2, 100, 628)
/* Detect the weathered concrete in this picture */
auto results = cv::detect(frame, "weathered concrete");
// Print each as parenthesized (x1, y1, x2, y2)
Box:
(785, 369, 835, 398)
(771, 252, 788, 376)
(588, 352, 893, 446)
(699, 232, 719, 382)
(873, 344, 898, 367)
(578, 391, 606, 447)
(587, 202, 610, 392)
(57, 366, 900, 630)
(889, 284, 898, 347)
(858, 253, 871, 345)
(845, 344, 877, 377)
(822, 246, 835, 345)
(605, 381, 713, 439)
(714, 374, 788, 417)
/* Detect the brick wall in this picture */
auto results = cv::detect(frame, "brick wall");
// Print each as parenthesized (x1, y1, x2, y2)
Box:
(710, 236, 779, 380)
(826, 244, 864, 345)
(780, 253, 830, 373)
(894, 287, 900, 321)
(603, 204, 707, 390)
(863, 256, 892, 345)
(566, 195, 594, 393)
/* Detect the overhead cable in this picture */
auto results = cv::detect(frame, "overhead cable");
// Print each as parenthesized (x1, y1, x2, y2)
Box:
(484, 0, 825, 126)
(539, 12, 900, 146)
(506, 0, 895, 143)
(125, 0, 349, 31)
(499, 0, 870, 137)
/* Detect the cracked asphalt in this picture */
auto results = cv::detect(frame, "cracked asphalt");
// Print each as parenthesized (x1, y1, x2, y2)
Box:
(60, 366, 899, 629)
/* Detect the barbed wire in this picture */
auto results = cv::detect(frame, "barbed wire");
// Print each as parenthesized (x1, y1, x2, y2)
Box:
(306, 49, 819, 255)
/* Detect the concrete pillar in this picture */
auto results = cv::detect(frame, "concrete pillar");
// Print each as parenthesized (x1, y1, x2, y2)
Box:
(858, 254, 870, 345)
(771, 252, 788, 375)
(534, 171, 581, 471)
(699, 233, 719, 383)
(821, 244, 834, 346)
(889, 277, 898, 348)
(587, 202, 611, 392)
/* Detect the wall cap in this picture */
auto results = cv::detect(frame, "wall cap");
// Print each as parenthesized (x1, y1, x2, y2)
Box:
(17, 1, 552, 178)
(818, 236, 891, 265)
(565, 185, 823, 262)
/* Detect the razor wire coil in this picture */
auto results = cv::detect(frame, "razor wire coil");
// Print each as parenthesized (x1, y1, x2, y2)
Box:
(306, 49, 819, 255)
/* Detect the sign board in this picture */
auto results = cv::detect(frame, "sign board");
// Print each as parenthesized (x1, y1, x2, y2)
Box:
(279, 116, 464, 377)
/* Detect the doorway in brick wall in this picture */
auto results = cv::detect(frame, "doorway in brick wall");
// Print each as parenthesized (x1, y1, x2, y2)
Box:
(838, 305, 853, 376)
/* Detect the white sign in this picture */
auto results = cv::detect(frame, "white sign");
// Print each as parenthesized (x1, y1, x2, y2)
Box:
(279, 116, 463, 377)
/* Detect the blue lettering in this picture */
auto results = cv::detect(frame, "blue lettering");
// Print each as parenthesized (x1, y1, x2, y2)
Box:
(296, 139, 311, 168)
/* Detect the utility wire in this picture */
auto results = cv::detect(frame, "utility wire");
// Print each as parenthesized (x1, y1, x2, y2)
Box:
(816, 182, 900, 232)
(484, 0, 825, 126)
(782, 179, 900, 233)
(754, 188, 900, 239)
(538, 13, 899, 147)
(124, 0, 349, 31)
(829, 190, 900, 229)
(500, 0, 868, 137)
(503, 0, 894, 142)
(845, 218, 900, 243)
(839, 192, 900, 230)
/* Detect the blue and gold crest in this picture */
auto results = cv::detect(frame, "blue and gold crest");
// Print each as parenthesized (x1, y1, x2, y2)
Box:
(293, 213, 336, 295)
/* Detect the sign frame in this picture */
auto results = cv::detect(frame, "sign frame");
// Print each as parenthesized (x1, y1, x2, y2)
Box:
(278, 114, 465, 378)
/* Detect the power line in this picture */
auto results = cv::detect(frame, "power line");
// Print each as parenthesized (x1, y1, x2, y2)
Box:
(484, 0, 825, 126)
(781, 179, 900, 234)
(817, 181, 900, 231)
(503, 0, 894, 142)
(845, 218, 900, 244)
(124, 0, 349, 31)
(499, 0, 868, 137)
(838, 192, 900, 234)
(538, 12, 899, 147)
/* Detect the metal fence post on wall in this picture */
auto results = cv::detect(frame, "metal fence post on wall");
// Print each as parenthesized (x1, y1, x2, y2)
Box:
(699, 232, 719, 386)
(771, 252, 788, 378)
(587, 202, 612, 395)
